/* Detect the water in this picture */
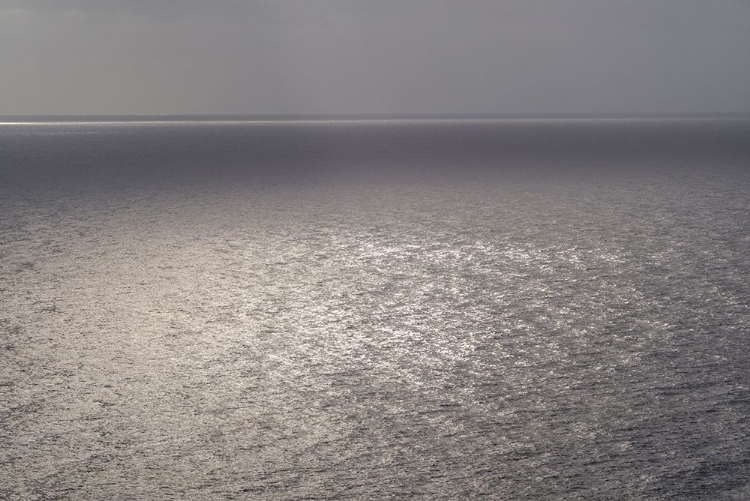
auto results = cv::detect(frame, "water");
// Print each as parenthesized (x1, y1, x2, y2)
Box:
(1, 118, 750, 499)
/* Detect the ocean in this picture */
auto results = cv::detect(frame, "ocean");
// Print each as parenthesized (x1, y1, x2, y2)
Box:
(1, 117, 750, 499)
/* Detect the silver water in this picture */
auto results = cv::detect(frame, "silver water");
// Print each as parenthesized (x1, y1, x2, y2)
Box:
(1, 120, 749, 499)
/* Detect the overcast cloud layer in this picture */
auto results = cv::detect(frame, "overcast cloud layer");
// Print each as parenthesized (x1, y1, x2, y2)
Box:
(1, 0, 749, 115)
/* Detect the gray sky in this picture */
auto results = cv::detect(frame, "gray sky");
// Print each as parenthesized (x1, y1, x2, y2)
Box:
(1, 0, 749, 115)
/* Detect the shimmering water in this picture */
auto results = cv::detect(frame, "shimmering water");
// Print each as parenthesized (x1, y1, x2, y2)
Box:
(1, 119, 750, 499)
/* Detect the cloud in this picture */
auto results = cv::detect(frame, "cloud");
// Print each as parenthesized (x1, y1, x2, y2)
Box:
(1, 0, 749, 114)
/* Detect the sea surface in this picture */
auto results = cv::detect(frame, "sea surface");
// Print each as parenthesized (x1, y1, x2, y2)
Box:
(1, 118, 750, 499)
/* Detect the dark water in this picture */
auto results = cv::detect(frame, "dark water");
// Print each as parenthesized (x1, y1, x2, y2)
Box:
(1, 118, 750, 499)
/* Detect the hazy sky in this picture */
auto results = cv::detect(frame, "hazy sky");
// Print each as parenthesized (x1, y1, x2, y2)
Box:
(1, 0, 749, 115)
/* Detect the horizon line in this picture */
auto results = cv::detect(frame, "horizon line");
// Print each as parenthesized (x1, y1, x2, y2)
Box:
(2, 112, 750, 125)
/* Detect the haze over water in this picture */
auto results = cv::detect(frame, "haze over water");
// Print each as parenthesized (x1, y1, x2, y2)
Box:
(2, 117, 750, 499)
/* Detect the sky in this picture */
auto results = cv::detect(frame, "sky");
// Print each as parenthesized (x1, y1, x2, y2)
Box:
(1, 0, 749, 116)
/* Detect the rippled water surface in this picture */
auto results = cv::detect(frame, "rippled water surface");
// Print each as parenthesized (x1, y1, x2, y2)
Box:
(1, 120, 750, 499)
